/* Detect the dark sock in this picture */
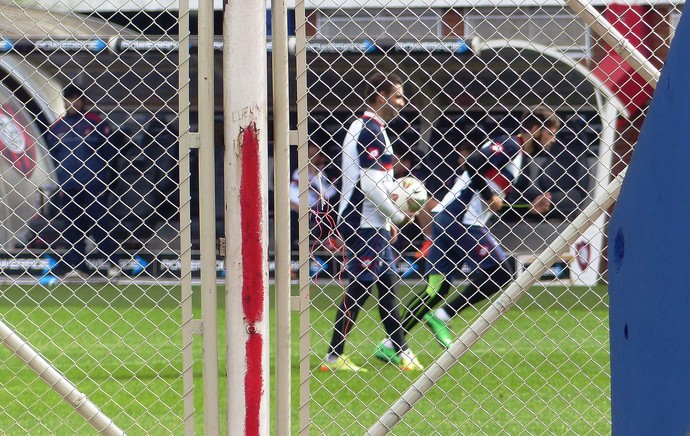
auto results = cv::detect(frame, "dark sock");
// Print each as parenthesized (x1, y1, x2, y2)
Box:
(376, 275, 407, 353)
(443, 262, 513, 318)
(400, 274, 452, 333)
(328, 281, 371, 356)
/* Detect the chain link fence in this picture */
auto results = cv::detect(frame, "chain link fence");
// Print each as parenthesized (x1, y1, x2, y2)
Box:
(295, 0, 675, 433)
(0, 3, 195, 433)
(0, 0, 679, 433)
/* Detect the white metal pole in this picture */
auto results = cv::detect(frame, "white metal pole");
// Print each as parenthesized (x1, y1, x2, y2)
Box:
(177, 0, 195, 433)
(570, 99, 620, 285)
(0, 320, 125, 435)
(565, 0, 660, 88)
(198, 0, 220, 433)
(224, 1, 269, 434)
(368, 169, 626, 435)
(294, 0, 311, 434)
(593, 98, 619, 198)
(270, 0, 292, 434)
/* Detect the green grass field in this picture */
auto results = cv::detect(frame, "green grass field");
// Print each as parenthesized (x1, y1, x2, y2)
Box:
(0, 281, 610, 434)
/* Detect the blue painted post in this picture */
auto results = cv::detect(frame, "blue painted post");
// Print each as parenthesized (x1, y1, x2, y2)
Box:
(608, 8, 690, 434)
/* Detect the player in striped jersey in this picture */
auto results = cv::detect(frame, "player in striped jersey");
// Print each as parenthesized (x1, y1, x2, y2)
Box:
(321, 71, 423, 372)
(376, 107, 560, 358)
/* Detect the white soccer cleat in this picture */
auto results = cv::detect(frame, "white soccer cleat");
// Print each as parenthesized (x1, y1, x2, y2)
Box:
(398, 349, 424, 372)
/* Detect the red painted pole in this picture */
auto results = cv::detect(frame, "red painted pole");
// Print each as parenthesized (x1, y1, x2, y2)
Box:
(223, 0, 269, 434)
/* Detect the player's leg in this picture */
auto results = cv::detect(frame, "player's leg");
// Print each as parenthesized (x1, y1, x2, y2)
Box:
(376, 275, 406, 353)
(440, 260, 513, 318)
(40, 191, 82, 285)
(372, 273, 404, 365)
(400, 273, 452, 333)
(87, 190, 124, 277)
(321, 227, 373, 372)
(321, 279, 371, 372)
(426, 227, 512, 348)
(364, 229, 423, 370)
(400, 215, 458, 333)
(375, 274, 424, 371)
(59, 190, 88, 272)
(381, 216, 459, 368)
(375, 213, 458, 359)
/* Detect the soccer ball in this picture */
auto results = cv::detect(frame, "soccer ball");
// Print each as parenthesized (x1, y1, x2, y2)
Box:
(391, 176, 428, 213)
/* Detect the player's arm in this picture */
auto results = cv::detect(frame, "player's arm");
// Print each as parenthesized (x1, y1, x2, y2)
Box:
(464, 149, 498, 203)
(488, 194, 504, 212)
(505, 174, 551, 214)
(357, 125, 409, 225)
(360, 168, 407, 225)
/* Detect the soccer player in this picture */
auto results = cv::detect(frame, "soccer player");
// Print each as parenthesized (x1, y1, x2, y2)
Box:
(375, 106, 559, 357)
(320, 71, 423, 372)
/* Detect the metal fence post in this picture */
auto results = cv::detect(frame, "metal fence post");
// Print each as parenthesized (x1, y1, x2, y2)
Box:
(178, 0, 196, 433)
(271, 0, 293, 433)
(198, 0, 220, 433)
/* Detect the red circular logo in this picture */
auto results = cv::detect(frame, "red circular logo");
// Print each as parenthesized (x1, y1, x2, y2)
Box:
(0, 106, 36, 177)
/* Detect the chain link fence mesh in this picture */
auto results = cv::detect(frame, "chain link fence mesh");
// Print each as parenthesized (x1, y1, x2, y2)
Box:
(0, 0, 679, 432)
(296, 0, 676, 433)
(0, 3, 192, 433)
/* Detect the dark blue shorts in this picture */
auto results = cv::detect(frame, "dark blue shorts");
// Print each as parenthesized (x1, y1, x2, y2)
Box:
(340, 226, 396, 283)
(426, 211, 506, 278)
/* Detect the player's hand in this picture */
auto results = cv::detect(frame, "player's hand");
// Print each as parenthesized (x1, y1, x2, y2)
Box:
(488, 194, 504, 212)
(391, 209, 415, 227)
(390, 224, 399, 244)
(530, 193, 552, 214)
(404, 208, 419, 222)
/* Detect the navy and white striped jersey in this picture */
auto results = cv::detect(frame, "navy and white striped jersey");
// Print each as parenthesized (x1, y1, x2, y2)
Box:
(433, 134, 524, 227)
(338, 111, 397, 230)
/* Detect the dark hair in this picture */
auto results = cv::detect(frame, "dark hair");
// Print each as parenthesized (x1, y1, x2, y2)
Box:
(520, 106, 561, 132)
(363, 72, 403, 105)
(307, 142, 323, 157)
(63, 84, 83, 99)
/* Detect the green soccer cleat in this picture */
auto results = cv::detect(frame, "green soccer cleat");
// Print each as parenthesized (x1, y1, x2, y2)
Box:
(374, 341, 402, 366)
(319, 355, 368, 373)
(424, 313, 453, 349)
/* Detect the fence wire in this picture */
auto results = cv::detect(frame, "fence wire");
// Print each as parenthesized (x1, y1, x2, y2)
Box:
(296, 0, 674, 433)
